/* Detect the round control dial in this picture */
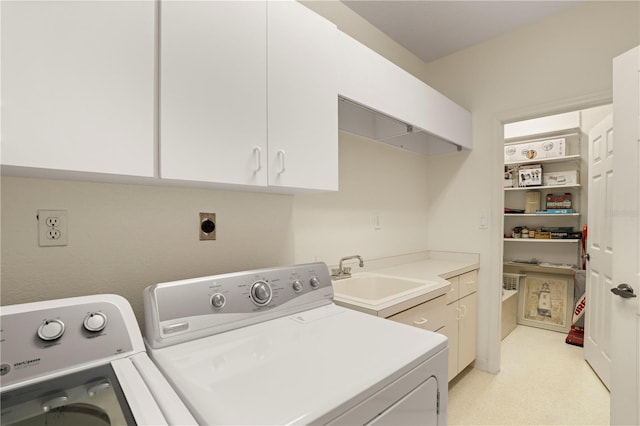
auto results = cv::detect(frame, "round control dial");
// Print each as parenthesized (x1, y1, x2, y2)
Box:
(292, 280, 303, 293)
(210, 293, 226, 309)
(37, 319, 65, 341)
(250, 280, 272, 306)
(309, 277, 320, 289)
(83, 312, 107, 332)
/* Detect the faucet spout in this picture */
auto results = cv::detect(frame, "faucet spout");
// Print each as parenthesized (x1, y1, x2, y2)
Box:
(339, 255, 364, 270)
(332, 255, 364, 280)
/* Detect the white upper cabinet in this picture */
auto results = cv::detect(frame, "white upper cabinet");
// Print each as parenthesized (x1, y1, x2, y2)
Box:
(160, 1, 268, 187)
(267, 0, 338, 191)
(160, 0, 338, 192)
(337, 32, 472, 154)
(1, 1, 155, 177)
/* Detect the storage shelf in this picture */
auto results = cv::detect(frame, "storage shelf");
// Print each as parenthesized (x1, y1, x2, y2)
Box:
(504, 213, 580, 217)
(503, 261, 578, 276)
(505, 154, 580, 166)
(504, 184, 581, 191)
(503, 238, 580, 243)
(504, 130, 580, 144)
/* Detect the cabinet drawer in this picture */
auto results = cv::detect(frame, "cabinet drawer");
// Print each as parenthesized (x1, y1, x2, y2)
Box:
(445, 276, 459, 304)
(388, 295, 446, 332)
(459, 270, 478, 298)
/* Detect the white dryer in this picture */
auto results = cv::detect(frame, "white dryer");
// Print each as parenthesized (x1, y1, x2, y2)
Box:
(0, 294, 197, 426)
(144, 262, 448, 425)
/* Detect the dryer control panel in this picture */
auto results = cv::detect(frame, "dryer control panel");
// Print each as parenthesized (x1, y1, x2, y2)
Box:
(144, 262, 334, 348)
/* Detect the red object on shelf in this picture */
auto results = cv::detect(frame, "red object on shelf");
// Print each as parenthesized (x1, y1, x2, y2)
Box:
(581, 225, 588, 269)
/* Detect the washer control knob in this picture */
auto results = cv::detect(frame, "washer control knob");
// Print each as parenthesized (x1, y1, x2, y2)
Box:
(210, 293, 226, 309)
(37, 319, 65, 341)
(292, 280, 303, 293)
(309, 277, 320, 289)
(83, 312, 107, 332)
(250, 281, 272, 306)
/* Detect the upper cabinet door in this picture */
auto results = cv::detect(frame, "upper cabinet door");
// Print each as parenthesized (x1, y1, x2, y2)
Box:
(1, 1, 155, 176)
(160, 1, 268, 186)
(267, 0, 338, 191)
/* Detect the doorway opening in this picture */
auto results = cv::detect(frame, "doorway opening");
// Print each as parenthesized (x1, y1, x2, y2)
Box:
(499, 103, 612, 383)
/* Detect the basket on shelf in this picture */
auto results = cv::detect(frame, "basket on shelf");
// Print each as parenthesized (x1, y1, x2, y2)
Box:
(503, 273, 525, 291)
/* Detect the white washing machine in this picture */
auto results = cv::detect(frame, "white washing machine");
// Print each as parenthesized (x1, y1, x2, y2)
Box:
(144, 262, 448, 425)
(0, 294, 197, 426)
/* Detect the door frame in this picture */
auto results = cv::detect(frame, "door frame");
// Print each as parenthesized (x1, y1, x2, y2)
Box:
(488, 89, 612, 375)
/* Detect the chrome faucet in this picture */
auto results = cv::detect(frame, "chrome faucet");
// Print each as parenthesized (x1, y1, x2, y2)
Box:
(331, 255, 364, 280)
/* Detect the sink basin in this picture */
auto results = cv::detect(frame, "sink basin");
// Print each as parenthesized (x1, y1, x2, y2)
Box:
(332, 273, 429, 304)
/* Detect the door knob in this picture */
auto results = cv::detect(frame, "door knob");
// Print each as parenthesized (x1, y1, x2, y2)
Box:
(611, 284, 637, 298)
(582, 253, 590, 261)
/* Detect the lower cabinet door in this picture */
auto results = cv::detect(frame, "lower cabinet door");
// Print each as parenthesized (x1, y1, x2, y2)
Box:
(458, 292, 477, 371)
(443, 302, 460, 381)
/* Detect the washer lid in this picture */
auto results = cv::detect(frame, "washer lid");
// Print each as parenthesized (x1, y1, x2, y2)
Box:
(0, 364, 135, 426)
(149, 304, 447, 425)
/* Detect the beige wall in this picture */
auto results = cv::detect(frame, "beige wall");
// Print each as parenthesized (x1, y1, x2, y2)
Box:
(305, 0, 638, 372)
(0, 132, 432, 326)
(1, 2, 638, 371)
(0, 177, 295, 324)
(1, 0, 433, 328)
(301, 1, 427, 82)
(420, 1, 639, 372)
(294, 131, 430, 266)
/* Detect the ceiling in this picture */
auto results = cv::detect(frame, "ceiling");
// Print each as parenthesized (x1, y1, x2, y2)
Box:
(342, 1, 583, 63)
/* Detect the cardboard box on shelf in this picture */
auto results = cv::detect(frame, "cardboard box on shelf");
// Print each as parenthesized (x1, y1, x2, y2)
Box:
(542, 170, 579, 186)
(504, 138, 566, 163)
(534, 231, 552, 239)
(504, 166, 515, 187)
(518, 165, 542, 187)
(546, 193, 572, 209)
(525, 191, 541, 213)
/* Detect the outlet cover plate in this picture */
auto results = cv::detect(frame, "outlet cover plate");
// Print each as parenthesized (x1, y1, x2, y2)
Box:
(38, 209, 68, 247)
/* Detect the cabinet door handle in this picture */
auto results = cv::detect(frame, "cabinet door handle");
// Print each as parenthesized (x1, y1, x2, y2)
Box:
(460, 304, 467, 317)
(414, 317, 428, 325)
(253, 147, 262, 173)
(455, 307, 461, 320)
(277, 150, 286, 175)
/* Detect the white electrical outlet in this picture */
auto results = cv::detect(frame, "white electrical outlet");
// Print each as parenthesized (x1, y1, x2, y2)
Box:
(38, 210, 68, 247)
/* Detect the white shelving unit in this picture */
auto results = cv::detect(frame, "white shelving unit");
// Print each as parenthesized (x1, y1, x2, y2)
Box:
(504, 153, 581, 167)
(504, 238, 581, 243)
(503, 129, 585, 267)
(504, 183, 581, 191)
(504, 213, 580, 217)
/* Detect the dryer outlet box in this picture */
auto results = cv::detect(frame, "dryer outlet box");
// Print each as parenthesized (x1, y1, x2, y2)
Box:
(199, 213, 216, 240)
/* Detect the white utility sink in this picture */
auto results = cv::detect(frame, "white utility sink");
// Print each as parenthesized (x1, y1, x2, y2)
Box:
(332, 273, 430, 305)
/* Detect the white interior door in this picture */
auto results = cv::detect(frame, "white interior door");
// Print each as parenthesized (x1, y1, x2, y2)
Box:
(584, 114, 614, 389)
(609, 45, 639, 426)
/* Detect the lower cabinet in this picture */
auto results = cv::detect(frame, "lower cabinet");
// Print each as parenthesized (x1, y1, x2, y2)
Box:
(388, 294, 447, 333)
(441, 270, 478, 381)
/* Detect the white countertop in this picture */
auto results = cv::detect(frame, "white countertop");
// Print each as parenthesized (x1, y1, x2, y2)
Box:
(332, 251, 480, 317)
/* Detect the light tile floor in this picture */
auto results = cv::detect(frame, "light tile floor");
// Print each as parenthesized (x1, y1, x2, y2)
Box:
(447, 325, 610, 425)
